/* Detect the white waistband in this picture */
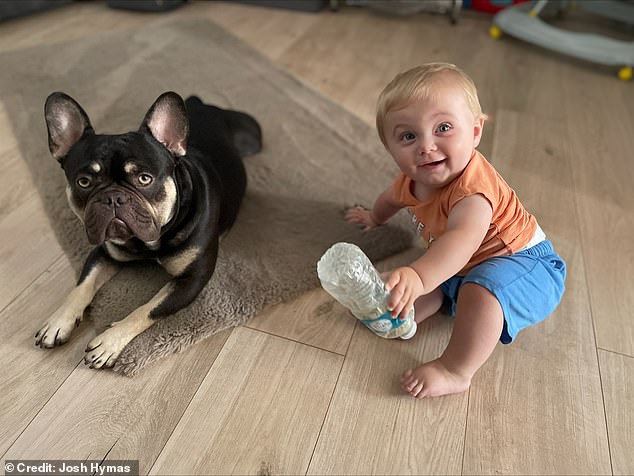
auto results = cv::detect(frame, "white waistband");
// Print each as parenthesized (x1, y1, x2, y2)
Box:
(519, 223, 546, 251)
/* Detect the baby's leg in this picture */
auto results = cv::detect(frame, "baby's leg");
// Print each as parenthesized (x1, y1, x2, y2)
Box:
(412, 287, 444, 323)
(401, 283, 503, 398)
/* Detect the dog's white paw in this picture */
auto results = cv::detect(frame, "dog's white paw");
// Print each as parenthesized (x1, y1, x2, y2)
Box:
(83, 321, 133, 369)
(34, 306, 82, 348)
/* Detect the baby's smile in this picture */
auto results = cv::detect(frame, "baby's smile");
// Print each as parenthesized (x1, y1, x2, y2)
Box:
(421, 158, 447, 168)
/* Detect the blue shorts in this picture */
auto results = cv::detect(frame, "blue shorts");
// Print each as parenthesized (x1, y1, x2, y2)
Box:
(440, 240, 566, 344)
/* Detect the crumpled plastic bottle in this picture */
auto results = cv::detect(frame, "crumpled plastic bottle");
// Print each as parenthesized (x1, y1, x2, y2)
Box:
(317, 242, 417, 339)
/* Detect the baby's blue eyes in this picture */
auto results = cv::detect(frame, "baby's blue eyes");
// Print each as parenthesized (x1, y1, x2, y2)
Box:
(398, 123, 452, 142)
(436, 123, 452, 133)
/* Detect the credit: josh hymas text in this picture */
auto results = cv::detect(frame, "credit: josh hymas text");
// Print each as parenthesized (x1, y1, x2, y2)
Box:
(4, 460, 139, 476)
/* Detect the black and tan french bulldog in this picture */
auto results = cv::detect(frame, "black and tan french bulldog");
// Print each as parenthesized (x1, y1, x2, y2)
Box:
(35, 91, 261, 369)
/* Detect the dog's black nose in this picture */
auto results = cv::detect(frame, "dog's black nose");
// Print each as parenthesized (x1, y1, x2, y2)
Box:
(104, 191, 129, 207)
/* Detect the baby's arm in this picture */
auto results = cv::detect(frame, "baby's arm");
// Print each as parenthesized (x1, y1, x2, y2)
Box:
(385, 194, 493, 318)
(345, 188, 404, 231)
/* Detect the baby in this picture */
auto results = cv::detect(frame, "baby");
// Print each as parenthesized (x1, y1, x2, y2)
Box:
(345, 63, 566, 398)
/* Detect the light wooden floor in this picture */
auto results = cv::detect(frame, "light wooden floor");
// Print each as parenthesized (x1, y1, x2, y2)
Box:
(1, 1, 633, 474)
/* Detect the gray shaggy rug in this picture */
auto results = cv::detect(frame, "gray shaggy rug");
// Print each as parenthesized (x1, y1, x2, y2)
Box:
(1, 17, 414, 375)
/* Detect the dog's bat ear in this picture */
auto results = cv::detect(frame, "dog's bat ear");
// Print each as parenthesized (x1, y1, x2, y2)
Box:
(44, 92, 93, 161)
(141, 92, 189, 157)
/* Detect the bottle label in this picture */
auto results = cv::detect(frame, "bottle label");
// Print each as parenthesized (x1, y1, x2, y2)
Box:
(361, 311, 407, 336)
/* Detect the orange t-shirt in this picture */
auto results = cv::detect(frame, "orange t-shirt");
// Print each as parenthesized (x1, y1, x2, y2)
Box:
(389, 150, 537, 275)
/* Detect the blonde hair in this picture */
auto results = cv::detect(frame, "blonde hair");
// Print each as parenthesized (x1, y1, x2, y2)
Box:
(376, 63, 487, 146)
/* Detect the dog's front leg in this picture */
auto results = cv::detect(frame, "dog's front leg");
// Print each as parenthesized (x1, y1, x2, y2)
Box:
(35, 247, 119, 348)
(83, 239, 219, 369)
(83, 254, 215, 369)
(83, 281, 174, 369)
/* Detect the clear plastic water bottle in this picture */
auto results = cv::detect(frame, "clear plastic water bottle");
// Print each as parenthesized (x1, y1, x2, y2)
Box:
(317, 242, 417, 339)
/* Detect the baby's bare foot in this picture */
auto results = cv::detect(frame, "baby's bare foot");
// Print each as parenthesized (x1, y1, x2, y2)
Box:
(400, 359, 471, 398)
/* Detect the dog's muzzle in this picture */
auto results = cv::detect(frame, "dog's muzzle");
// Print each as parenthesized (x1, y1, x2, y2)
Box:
(83, 188, 161, 245)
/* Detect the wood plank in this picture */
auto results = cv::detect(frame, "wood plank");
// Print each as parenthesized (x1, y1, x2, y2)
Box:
(463, 110, 610, 474)
(247, 287, 355, 355)
(0, 101, 38, 220)
(0, 256, 88, 456)
(280, 9, 498, 125)
(149, 327, 343, 475)
(308, 315, 467, 475)
(0, 196, 64, 310)
(0, 2, 154, 53)
(562, 69, 634, 357)
(3, 327, 232, 475)
(0, 149, 38, 221)
(201, 2, 321, 62)
(598, 349, 634, 475)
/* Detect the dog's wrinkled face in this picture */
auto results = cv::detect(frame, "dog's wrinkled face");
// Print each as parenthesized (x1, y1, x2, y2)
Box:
(45, 92, 188, 246)
(63, 133, 178, 244)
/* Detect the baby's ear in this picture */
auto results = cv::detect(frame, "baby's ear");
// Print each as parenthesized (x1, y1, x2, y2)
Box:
(473, 117, 485, 148)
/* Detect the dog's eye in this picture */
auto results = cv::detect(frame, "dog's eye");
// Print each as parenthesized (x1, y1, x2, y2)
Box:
(77, 177, 92, 189)
(138, 173, 153, 186)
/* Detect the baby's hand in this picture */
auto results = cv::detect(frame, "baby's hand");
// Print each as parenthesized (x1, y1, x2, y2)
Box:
(345, 206, 378, 231)
(385, 267, 424, 318)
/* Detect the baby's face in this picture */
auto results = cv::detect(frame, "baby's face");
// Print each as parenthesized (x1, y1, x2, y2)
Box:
(384, 86, 483, 193)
